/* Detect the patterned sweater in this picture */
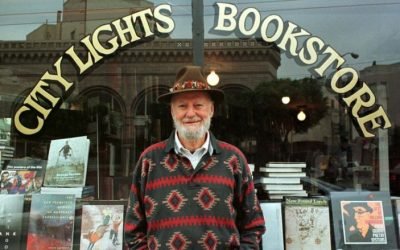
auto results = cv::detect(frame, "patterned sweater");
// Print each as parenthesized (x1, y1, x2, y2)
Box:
(124, 131, 265, 249)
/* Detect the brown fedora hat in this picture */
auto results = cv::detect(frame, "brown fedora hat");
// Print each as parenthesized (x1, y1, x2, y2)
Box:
(157, 65, 224, 103)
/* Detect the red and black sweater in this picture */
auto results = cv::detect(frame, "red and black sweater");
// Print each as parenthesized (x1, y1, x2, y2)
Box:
(124, 131, 265, 249)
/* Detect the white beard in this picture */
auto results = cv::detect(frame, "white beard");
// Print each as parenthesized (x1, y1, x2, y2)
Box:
(173, 115, 211, 141)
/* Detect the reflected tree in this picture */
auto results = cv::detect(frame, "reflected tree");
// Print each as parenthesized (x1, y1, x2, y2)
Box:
(214, 78, 328, 165)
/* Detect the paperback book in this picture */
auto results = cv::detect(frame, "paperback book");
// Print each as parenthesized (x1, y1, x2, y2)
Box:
(27, 194, 76, 250)
(0, 194, 25, 250)
(80, 201, 125, 250)
(266, 162, 306, 168)
(260, 202, 284, 250)
(330, 191, 398, 249)
(43, 136, 90, 187)
(284, 197, 331, 250)
(5, 157, 47, 195)
(255, 177, 301, 184)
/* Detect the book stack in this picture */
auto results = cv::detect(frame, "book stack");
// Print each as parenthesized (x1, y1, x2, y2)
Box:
(0, 139, 14, 167)
(256, 162, 308, 200)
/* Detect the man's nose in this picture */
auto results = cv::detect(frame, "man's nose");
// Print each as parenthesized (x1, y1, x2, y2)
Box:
(185, 106, 196, 117)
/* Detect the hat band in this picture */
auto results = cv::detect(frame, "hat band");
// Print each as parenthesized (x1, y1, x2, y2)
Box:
(170, 80, 210, 92)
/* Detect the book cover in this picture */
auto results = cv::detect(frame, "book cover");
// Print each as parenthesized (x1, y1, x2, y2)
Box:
(266, 162, 306, 168)
(260, 202, 284, 250)
(0, 194, 25, 250)
(284, 197, 331, 250)
(6, 157, 47, 194)
(27, 194, 76, 250)
(44, 136, 90, 187)
(80, 201, 125, 250)
(0, 170, 41, 194)
(330, 191, 398, 249)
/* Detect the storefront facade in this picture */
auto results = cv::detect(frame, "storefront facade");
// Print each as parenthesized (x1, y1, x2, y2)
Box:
(1, 0, 399, 249)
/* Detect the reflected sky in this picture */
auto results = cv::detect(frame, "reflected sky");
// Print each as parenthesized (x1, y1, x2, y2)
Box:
(0, 0, 399, 79)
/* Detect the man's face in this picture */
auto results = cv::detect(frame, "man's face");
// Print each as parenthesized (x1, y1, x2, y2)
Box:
(353, 206, 371, 226)
(171, 91, 214, 141)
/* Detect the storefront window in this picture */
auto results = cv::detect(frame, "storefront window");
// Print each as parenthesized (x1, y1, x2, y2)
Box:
(1, 0, 399, 248)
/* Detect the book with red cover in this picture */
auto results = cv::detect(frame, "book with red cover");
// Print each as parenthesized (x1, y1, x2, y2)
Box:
(27, 194, 76, 250)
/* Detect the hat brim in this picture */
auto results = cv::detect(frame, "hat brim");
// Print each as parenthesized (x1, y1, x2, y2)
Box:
(157, 89, 224, 104)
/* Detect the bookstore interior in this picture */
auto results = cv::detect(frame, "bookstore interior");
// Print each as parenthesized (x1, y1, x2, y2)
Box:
(1, 0, 400, 249)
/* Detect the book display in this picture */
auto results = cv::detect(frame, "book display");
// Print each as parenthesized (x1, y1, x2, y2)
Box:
(27, 194, 76, 250)
(80, 201, 125, 250)
(43, 136, 90, 187)
(0, 194, 25, 250)
(256, 162, 308, 200)
(283, 197, 332, 250)
(330, 191, 399, 249)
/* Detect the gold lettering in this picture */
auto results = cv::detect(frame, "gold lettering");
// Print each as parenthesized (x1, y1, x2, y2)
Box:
(299, 36, 324, 65)
(154, 4, 175, 33)
(65, 43, 94, 74)
(81, 35, 103, 63)
(112, 15, 140, 47)
(315, 47, 344, 76)
(343, 82, 375, 117)
(14, 106, 44, 135)
(92, 24, 119, 55)
(330, 67, 358, 93)
(25, 80, 60, 117)
(132, 8, 154, 38)
(41, 57, 73, 91)
(277, 21, 310, 56)
(357, 106, 392, 138)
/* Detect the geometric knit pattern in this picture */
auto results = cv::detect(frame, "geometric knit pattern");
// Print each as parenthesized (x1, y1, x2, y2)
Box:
(163, 190, 188, 212)
(124, 131, 265, 249)
(167, 232, 192, 250)
(193, 187, 220, 211)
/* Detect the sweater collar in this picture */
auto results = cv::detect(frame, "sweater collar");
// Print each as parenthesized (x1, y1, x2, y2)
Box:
(165, 130, 221, 154)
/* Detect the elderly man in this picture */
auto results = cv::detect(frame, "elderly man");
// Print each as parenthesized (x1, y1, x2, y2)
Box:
(124, 66, 265, 249)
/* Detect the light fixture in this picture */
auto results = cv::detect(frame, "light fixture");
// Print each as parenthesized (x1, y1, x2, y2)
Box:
(281, 96, 290, 104)
(207, 70, 219, 86)
(297, 110, 306, 121)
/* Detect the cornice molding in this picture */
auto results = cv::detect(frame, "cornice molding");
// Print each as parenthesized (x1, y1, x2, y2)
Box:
(0, 38, 280, 65)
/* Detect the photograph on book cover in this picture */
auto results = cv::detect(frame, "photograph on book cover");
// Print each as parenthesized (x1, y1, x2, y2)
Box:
(284, 197, 331, 250)
(330, 191, 398, 250)
(0, 169, 40, 194)
(80, 201, 125, 250)
(341, 200, 386, 244)
(6, 157, 46, 194)
(44, 136, 90, 187)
